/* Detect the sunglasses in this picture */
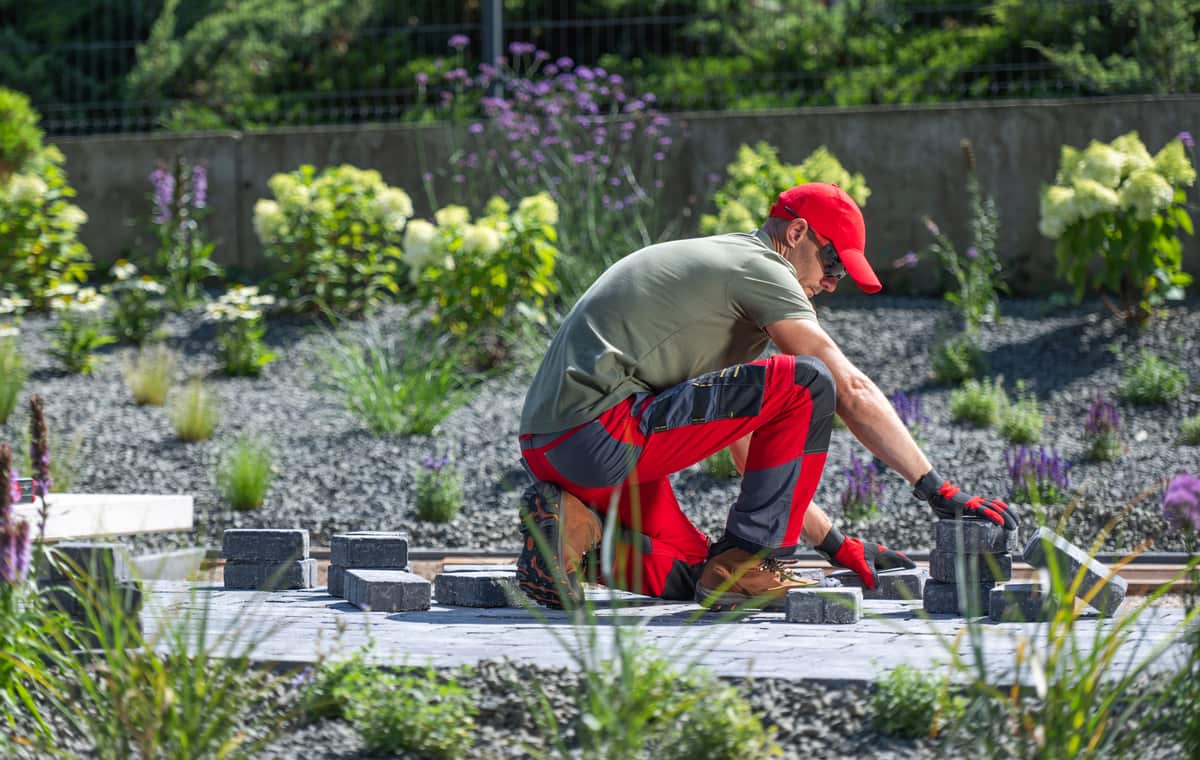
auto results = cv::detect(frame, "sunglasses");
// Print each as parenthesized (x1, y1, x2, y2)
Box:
(782, 203, 846, 281)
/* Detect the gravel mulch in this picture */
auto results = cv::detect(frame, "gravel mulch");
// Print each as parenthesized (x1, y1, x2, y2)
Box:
(2, 295, 1198, 555)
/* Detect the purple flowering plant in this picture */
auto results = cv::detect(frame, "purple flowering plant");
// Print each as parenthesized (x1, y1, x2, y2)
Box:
(1084, 390, 1122, 461)
(1005, 445, 1071, 504)
(841, 448, 883, 521)
(415, 37, 678, 296)
(0, 443, 33, 587)
(1162, 472, 1200, 611)
(148, 156, 221, 309)
(889, 389, 929, 440)
(416, 449, 463, 523)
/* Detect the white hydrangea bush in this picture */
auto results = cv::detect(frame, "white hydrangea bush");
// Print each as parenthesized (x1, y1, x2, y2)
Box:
(1039, 131, 1195, 321)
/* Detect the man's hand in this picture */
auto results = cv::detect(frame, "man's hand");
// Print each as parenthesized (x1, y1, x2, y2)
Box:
(816, 527, 915, 590)
(913, 468, 1019, 531)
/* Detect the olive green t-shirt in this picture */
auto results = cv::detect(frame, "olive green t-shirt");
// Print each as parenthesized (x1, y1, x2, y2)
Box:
(520, 231, 818, 435)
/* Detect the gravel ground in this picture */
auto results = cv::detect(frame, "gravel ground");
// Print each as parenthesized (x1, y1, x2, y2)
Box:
(2, 295, 1199, 555)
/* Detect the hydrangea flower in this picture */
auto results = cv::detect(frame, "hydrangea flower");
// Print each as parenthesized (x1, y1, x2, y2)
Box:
(1118, 169, 1175, 221)
(1071, 177, 1120, 218)
(1038, 185, 1079, 238)
(1111, 132, 1153, 174)
(461, 224, 502, 256)
(1152, 140, 1197, 188)
(517, 192, 559, 227)
(5, 174, 48, 204)
(434, 205, 471, 228)
(253, 199, 285, 241)
(1075, 141, 1125, 188)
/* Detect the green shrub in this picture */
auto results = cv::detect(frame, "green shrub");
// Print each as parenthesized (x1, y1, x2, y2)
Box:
(654, 674, 779, 760)
(0, 145, 93, 307)
(414, 452, 464, 523)
(103, 260, 167, 345)
(170, 377, 218, 442)
(344, 665, 477, 758)
(699, 142, 869, 234)
(931, 331, 986, 384)
(216, 433, 273, 511)
(320, 326, 475, 435)
(872, 664, 964, 739)
(998, 381, 1044, 444)
(298, 656, 371, 721)
(1180, 415, 1200, 445)
(408, 193, 560, 341)
(254, 164, 411, 315)
(0, 88, 43, 182)
(206, 285, 277, 377)
(1040, 131, 1195, 323)
(701, 448, 740, 480)
(0, 311, 28, 424)
(47, 286, 115, 374)
(124, 343, 177, 406)
(1084, 391, 1122, 461)
(950, 378, 1006, 427)
(1119, 351, 1188, 405)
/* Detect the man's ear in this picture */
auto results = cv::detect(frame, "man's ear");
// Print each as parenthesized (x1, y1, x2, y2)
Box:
(787, 217, 809, 247)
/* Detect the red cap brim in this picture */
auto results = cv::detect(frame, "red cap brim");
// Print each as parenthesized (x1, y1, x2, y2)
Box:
(841, 248, 882, 294)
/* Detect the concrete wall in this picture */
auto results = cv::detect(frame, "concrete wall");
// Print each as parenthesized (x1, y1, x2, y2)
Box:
(57, 95, 1200, 294)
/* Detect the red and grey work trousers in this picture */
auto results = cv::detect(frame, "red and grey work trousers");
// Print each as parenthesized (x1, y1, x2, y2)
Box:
(519, 353, 835, 599)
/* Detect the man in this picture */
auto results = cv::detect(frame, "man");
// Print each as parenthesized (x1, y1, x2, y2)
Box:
(516, 182, 1018, 609)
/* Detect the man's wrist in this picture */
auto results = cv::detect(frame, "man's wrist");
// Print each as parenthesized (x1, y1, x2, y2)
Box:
(912, 468, 942, 500)
(817, 525, 845, 557)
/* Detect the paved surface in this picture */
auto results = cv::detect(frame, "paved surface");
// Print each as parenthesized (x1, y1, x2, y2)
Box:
(141, 582, 1190, 684)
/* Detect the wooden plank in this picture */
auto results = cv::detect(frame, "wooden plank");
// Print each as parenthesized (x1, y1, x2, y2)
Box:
(12, 493, 194, 540)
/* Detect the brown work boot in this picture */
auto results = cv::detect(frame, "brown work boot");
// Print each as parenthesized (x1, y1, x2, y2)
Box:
(694, 547, 818, 610)
(516, 480, 603, 608)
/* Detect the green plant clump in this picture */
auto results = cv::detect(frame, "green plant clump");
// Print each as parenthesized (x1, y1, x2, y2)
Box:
(872, 664, 964, 739)
(207, 285, 277, 377)
(1119, 351, 1188, 406)
(170, 377, 219, 442)
(47, 286, 116, 375)
(216, 433, 273, 511)
(931, 332, 987, 384)
(321, 326, 475, 435)
(0, 87, 43, 182)
(950, 378, 1007, 428)
(344, 666, 478, 759)
(700, 141, 870, 234)
(103, 260, 167, 345)
(254, 164, 412, 316)
(998, 381, 1044, 444)
(1181, 415, 1200, 445)
(124, 343, 177, 407)
(0, 329, 28, 425)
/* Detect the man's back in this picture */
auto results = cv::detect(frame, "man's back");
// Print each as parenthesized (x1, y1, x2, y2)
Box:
(520, 231, 816, 435)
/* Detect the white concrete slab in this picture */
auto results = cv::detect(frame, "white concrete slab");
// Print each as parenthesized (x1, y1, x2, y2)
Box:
(14, 493, 194, 540)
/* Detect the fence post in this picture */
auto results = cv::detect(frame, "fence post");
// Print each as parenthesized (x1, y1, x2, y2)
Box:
(482, 0, 503, 70)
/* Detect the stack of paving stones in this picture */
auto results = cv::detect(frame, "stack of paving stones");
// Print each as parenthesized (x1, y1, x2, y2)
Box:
(327, 531, 411, 598)
(434, 564, 520, 608)
(222, 529, 317, 590)
(924, 519, 1014, 615)
(1012, 527, 1128, 618)
(41, 542, 143, 636)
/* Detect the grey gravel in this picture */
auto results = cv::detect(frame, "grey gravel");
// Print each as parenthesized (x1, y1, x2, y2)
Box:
(2, 296, 1198, 558)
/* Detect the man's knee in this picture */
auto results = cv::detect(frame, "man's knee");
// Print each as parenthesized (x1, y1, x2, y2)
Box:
(792, 355, 835, 413)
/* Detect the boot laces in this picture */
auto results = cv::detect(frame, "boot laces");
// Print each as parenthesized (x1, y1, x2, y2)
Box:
(760, 557, 803, 582)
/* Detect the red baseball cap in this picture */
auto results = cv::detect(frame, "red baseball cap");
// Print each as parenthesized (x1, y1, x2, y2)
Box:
(768, 183, 880, 294)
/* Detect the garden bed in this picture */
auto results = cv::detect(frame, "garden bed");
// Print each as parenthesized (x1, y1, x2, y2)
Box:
(2, 295, 1198, 556)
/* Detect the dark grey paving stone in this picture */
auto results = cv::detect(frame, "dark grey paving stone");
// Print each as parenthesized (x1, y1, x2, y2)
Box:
(922, 580, 993, 616)
(224, 559, 318, 590)
(990, 583, 1057, 622)
(785, 587, 863, 624)
(824, 568, 928, 600)
(221, 529, 309, 563)
(328, 562, 410, 598)
(934, 519, 1016, 554)
(929, 550, 1012, 584)
(1022, 528, 1128, 616)
(434, 571, 518, 608)
(46, 542, 131, 583)
(345, 569, 431, 612)
(440, 563, 518, 574)
(330, 532, 409, 569)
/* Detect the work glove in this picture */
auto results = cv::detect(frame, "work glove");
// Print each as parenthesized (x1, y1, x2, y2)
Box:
(913, 468, 1019, 531)
(816, 527, 915, 590)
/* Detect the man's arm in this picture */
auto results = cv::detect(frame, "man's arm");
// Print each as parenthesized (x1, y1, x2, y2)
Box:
(765, 317, 930, 484)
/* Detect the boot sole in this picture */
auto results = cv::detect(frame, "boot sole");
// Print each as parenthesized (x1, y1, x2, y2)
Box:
(516, 483, 580, 608)
(694, 580, 818, 612)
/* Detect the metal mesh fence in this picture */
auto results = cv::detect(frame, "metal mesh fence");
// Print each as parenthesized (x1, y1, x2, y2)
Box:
(0, 0, 1174, 136)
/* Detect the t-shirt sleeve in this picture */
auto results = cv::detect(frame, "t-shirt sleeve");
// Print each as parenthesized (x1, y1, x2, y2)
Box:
(727, 255, 818, 327)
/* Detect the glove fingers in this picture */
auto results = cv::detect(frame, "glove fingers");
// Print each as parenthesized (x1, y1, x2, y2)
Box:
(973, 504, 1006, 527)
(990, 499, 1020, 530)
(877, 547, 916, 571)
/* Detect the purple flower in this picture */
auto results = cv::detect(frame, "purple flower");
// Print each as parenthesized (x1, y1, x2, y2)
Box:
(1006, 446, 1071, 503)
(421, 453, 450, 472)
(1085, 390, 1120, 436)
(841, 449, 882, 513)
(1163, 473, 1200, 533)
(653, 152, 665, 161)
(608, 73, 624, 85)
(150, 166, 175, 224)
(0, 520, 33, 585)
(191, 164, 207, 209)
(468, 123, 484, 134)
(924, 217, 941, 237)
(556, 56, 574, 69)
(965, 246, 978, 259)
(895, 251, 920, 269)
(889, 390, 929, 433)
(1180, 131, 1195, 150)
(508, 42, 536, 57)
(416, 72, 429, 86)
(576, 66, 595, 81)
(448, 34, 470, 50)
